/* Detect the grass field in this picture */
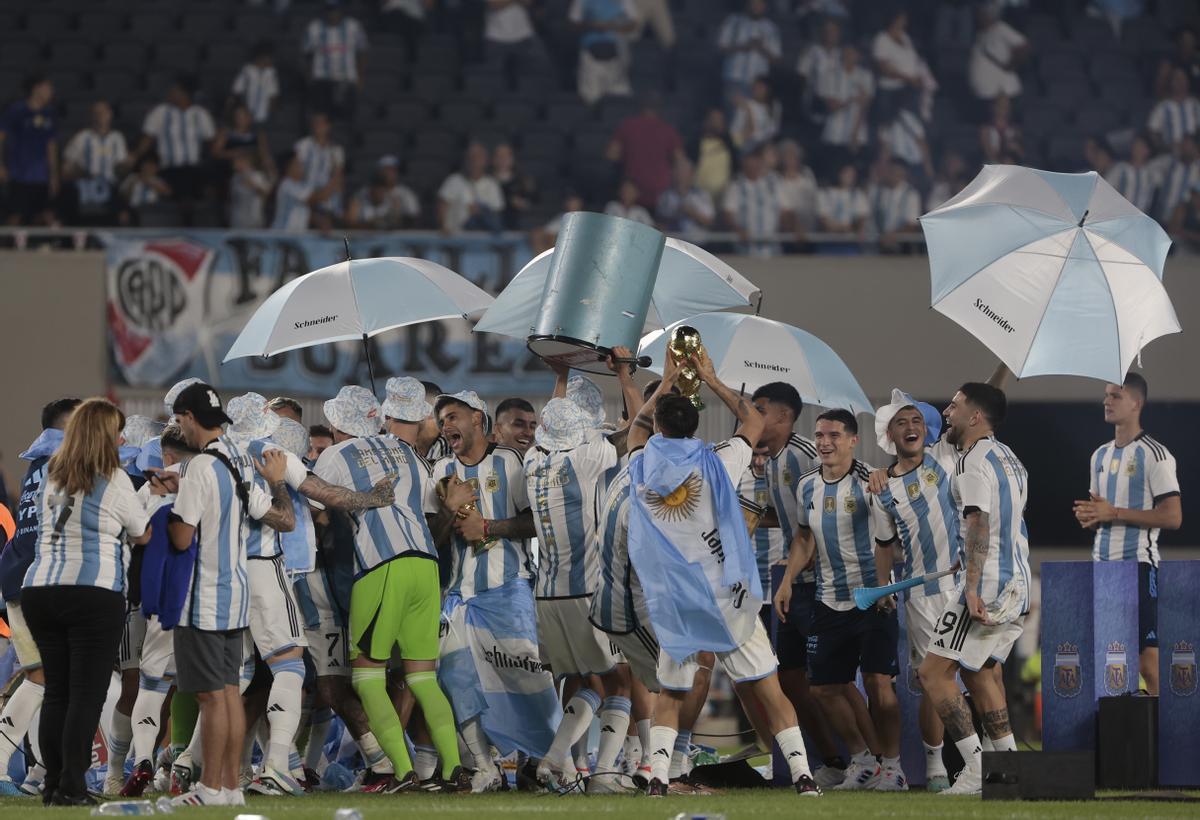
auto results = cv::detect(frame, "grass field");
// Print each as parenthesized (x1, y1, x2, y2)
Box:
(5, 790, 1200, 819)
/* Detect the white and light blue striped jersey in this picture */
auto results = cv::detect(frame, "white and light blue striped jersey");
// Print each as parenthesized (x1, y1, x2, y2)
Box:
(25, 470, 148, 594)
(590, 465, 650, 634)
(817, 185, 870, 227)
(1089, 433, 1179, 565)
(871, 180, 921, 233)
(237, 440, 310, 560)
(63, 128, 128, 182)
(737, 463, 785, 595)
(763, 434, 819, 582)
(173, 438, 274, 631)
(314, 435, 438, 577)
(294, 136, 344, 190)
(1148, 97, 1200, 145)
(722, 173, 783, 256)
(880, 109, 925, 166)
(656, 186, 716, 239)
(524, 438, 618, 599)
(293, 563, 345, 629)
(141, 103, 215, 168)
(272, 178, 313, 231)
(817, 63, 873, 146)
(1158, 158, 1200, 222)
(717, 14, 781, 86)
(427, 444, 531, 600)
(797, 43, 840, 85)
(870, 439, 959, 598)
(231, 63, 280, 124)
(952, 437, 1032, 608)
(305, 17, 369, 82)
(1106, 161, 1160, 214)
(796, 460, 881, 611)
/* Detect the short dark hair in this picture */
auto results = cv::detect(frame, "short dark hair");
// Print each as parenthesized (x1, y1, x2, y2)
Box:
(42, 398, 82, 431)
(267, 396, 303, 419)
(654, 395, 700, 438)
(816, 408, 857, 435)
(958, 382, 1007, 428)
(752, 382, 803, 421)
(495, 398, 535, 418)
(642, 379, 681, 401)
(308, 424, 334, 440)
(1123, 372, 1148, 401)
(173, 73, 197, 96)
(161, 422, 198, 457)
(421, 380, 442, 398)
(435, 396, 481, 421)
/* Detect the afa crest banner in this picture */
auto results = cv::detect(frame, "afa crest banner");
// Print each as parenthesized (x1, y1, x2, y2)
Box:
(1159, 561, 1200, 787)
(103, 231, 553, 396)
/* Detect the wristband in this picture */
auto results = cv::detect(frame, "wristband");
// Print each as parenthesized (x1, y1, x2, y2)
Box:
(482, 518, 490, 539)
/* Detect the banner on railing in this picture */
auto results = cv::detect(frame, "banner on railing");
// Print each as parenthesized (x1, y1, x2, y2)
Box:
(104, 231, 553, 396)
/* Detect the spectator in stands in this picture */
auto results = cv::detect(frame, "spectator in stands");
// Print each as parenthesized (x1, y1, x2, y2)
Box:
(0, 74, 60, 227)
(1175, 180, 1200, 250)
(1155, 27, 1199, 98)
(134, 76, 215, 223)
(656, 156, 714, 240)
(690, 108, 734, 202)
(492, 142, 539, 230)
(797, 17, 843, 101)
(1160, 135, 1199, 228)
(381, 0, 433, 57)
(816, 161, 869, 240)
(870, 160, 921, 253)
(119, 155, 170, 226)
(346, 173, 402, 229)
(926, 149, 968, 211)
(437, 141, 504, 232)
(303, 0, 368, 119)
(569, 0, 638, 105)
(295, 111, 345, 226)
(376, 155, 422, 227)
(817, 44, 873, 171)
(485, 0, 551, 87)
(271, 151, 339, 232)
(606, 92, 684, 209)
(1148, 67, 1200, 153)
(605, 178, 654, 225)
(631, 0, 675, 50)
(230, 41, 280, 127)
(213, 104, 273, 190)
(968, 4, 1030, 109)
(531, 191, 584, 252)
(880, 108, 932, 189)
(62, 101, 128, 226)
(776, 140, 818, 237)
(1106, 133, 1160, 215)
(871, 10, 935, 123)
(722, 146, 785, 256)
(717, 0, 782, 104)
(731, 76, 781, 154)
(979, 93, 1023, 163)
(1086, 135, 1115, 178)
(228, 152, 273, 229)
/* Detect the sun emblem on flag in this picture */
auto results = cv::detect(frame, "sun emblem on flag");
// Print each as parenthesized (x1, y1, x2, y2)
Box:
(646, 474, 703, 522)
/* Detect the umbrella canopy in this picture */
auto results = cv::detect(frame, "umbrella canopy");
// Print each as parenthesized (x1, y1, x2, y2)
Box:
(473, 237, 760, 340)
(920, 164, 1181, 383)
(223, 257, 494, 362)
(638, 313, 873, 416)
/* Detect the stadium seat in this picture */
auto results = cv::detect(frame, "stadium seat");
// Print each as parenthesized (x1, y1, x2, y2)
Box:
(136, 202, 183, 228)
(22, 10, 72, 36)
(154, 41, 202, 73)
(46, 40, 95, 66)
(128, 11, 178, 37)
(545, 98, 593, 130)
(178, 11, 229, 37)
(491, 99, 539, 131)
(100, 40, 150, 71)
(359, 130, 402, 159)
(439, 100, 487, 133)
(519, 127, 566, 161)
(1076, 108, 1119, 138)
(412, 129, 463, 160)
(410, 73, 457, 103)
(383, 99, 431, 128)
(94, 69, 141, 101)
(0, 41, 43, 68)
(462, 71, 509, 102)
(205, 42, 249, 72)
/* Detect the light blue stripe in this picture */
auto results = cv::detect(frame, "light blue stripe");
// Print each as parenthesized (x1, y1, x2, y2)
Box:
(341, 443, 394, 574)
(987, 450, 1015, 593)
(213, 462, 235, 630)
(849, 480, 875, 589)
(818, 481, 849, 602)
(74, 477, 108, 588)
(1096, 445, 1114, 559)
(1122, 448, 1145, 560)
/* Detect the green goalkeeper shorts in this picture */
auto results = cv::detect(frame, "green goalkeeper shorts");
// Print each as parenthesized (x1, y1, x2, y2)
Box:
(349, 555, 441, 663)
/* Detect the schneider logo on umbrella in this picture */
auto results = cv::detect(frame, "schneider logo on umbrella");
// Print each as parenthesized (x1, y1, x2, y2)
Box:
(744, 360, 791, 372)
(974, 298, 1015, 334)
(295, 314, 339, 329)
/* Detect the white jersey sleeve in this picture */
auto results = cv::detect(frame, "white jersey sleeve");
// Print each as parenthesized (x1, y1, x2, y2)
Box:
(1148, 448, 1180, 501)
(870, 490, 898, 543)
(172, 454, 214, 528)
(713, 436, 754, 485)
(956, 452, 995, 516)
(112, 470, 151, 539)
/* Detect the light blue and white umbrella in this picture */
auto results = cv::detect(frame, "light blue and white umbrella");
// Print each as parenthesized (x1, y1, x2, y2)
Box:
(638, 313, 873, 416)
(920, 164, 1181, 383)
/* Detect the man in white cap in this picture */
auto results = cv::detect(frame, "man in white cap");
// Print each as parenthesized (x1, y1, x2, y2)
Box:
(315, 386, 467, 793)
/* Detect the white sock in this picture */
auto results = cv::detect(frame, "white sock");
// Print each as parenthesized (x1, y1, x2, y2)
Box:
(980, 734, 995, 752)
(460, 718, 493, 772)
(265, 657, 306, 773)
(595, 696, 631, 774)
(131, 682, 171, 766)
(622, 734, 641, 771)
(775, 726, 811, 781)
(991, 733, 1017, 752)
(221, 786, 244, 805)
(668, 731, 691, 779)
(304, 708, 334, 773)
(108, 710, 133, 773)
(636, 718, 652, 769)
(954, 734, 982, 775)
(851, 748, 876, 767)
(647, 725, 677, 784)
(413, 744, 438, 781)
(241, 718, 259, 771)
(183, 719, 203, 765)
(544, 690, 600, 771)
(881, 755, 901, 771)
(357, 731, 393, 774)
(0, 680, 43, 771)
(572, 734, 589, 774)
(923, 741, 947, 778)
(198, 783, 222, 803)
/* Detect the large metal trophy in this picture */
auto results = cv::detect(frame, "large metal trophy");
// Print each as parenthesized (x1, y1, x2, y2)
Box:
(667, 324, 705, 409)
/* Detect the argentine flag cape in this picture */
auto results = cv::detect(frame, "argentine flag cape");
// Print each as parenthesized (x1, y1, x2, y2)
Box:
(628, 434, 763, 662)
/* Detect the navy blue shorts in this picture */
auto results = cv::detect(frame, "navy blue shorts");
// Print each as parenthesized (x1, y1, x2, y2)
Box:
(806, 601, 899, 686)
(759, 580, 815, 672)
(1139, 562, 1158, 651)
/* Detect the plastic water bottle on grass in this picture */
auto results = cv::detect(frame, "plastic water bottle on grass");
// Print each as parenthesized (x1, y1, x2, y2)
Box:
(90, 800, 156, 816)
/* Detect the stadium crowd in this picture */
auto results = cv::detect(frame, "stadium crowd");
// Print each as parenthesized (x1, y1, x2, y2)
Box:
(3, 1, 1200, 252)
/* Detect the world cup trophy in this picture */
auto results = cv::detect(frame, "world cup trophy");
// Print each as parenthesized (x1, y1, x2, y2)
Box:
(436, 475, 496, 555)
(668, 325, 705, 410)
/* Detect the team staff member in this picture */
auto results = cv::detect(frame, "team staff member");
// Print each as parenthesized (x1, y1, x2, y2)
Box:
(21, 399, 152, 806)
(1074, 373, 1181, 696)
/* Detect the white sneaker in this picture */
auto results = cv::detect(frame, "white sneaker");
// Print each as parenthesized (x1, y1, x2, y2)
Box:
(470, 768, 502, 794)
(941, 767, 982, 796)
(247, 765, 306, 797)
(874, 766, 909, 791)
(171, 784, 225, 806)
(831, 759, 881, 790)
(586, 772, 636, 794)
(927, 773, 951, 793)
(103, 769, 126, 796)
(224, 788, 246, 806)
(813, 765, 846, 789)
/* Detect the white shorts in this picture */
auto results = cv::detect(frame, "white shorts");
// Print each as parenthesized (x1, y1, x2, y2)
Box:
(657, 618, 777, 692)
(537, 597, 621, 677)
(905, 589, 959, 667)
(140, 616, 176, 680)
(247, 556, 308, 659)
(925, 599, 1024, 672)
(119, 607, 148, 671)
(6, 602, 41, 669)
(306, 624, 350, 678)
(606, 626, 661, 693)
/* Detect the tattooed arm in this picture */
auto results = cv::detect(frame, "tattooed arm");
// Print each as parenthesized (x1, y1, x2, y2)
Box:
(963, 509, 991, 622)
(258, 479, 298, 532)
(298, 474, 394, 512)
(692, 348, 764, 446)
(628, 352, 681, 451)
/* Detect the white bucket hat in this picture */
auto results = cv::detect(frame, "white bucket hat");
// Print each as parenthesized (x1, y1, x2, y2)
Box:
(382, 376, 433, 423)
(566, 375, 605, 429)
(324, 386, 383, 439)
(534, 397, 592, 452)
(122, 415, 164, 448)
(163, 377, 202, 418)
(271, 417, 311, 460)
(226, 392, 283, 444)
(874, 388, 943, 456)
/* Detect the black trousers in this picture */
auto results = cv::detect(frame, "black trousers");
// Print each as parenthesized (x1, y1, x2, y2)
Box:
(21, 585, 125, 799)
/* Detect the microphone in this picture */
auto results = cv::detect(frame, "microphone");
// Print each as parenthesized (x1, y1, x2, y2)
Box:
(609, 354, 654, 368)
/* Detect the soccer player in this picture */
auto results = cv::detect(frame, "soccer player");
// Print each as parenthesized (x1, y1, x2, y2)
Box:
(493, 398, 538, 456)
(918, 382, 1031, 796)
(775, 409, 906, 791)
(314, 386, 467, 793)
(630, 350, 819, 798)
(1074, 374, 1181, 696)
(868, 391, 960, 792)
